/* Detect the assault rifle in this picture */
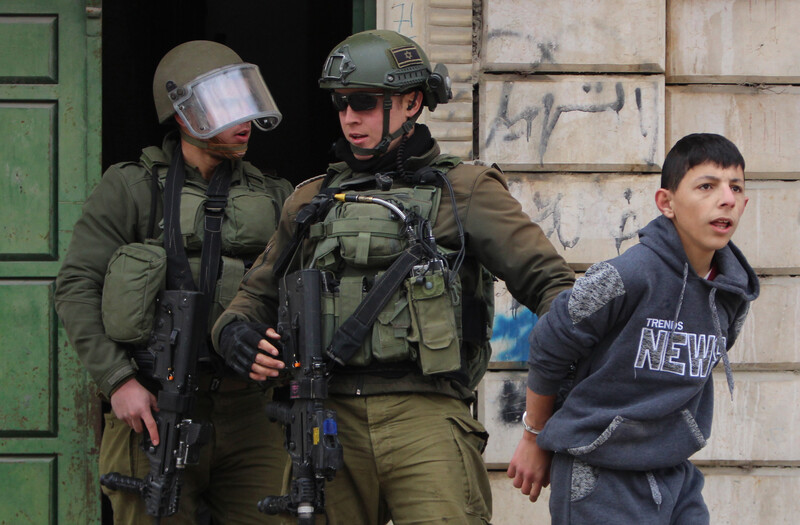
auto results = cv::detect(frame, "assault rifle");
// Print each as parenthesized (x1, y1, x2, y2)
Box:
(258, 269, 343, 524)
(100, 290, 210, 523)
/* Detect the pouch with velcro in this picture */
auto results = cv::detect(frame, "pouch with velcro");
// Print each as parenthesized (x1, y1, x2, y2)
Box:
(406, 271, 462, 375)
(101, 242, 167, 344)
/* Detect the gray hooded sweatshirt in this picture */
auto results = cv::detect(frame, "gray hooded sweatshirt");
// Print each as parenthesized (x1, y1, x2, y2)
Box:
(527, 214, 759, 471)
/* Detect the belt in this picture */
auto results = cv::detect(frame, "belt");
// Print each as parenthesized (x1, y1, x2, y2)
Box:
(195, 373, 252, 393)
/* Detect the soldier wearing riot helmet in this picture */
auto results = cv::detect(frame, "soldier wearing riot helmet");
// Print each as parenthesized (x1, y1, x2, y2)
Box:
(214, 30, 575, 524)
(55, 40, 292, 524)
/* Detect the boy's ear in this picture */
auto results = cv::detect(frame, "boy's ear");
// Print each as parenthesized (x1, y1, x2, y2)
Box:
(655, 188, 675, 219)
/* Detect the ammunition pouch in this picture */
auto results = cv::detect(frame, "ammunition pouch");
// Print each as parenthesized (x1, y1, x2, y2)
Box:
(101, 242, 167, 344)
(406, 269, 462, 376)
(178, 179, 282, 255)
(103, 249, 243, 347)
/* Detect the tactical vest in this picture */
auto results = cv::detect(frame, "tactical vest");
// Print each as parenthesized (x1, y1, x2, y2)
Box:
(304, 156, 495, 390)
(102, 147, 283, 347)
(141, 146, 283, 324)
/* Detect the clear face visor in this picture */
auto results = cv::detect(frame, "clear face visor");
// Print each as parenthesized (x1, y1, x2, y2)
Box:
(170, 63, 281, 139)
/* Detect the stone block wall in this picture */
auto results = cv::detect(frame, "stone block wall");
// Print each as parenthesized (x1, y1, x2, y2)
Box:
(378, 0, 800, 522)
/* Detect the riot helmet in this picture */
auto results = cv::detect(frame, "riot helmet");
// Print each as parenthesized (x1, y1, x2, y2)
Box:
(153, 40, 281, 139)
(319, 30, 452, 156)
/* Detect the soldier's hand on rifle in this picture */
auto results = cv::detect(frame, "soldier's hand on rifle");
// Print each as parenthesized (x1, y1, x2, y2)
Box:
(219, 321, 284, 381)
(110, 377, 160, 445)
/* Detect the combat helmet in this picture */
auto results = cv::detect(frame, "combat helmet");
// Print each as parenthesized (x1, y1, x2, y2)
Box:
(153, 40, 281, 139)
(319, 30, 452, 156)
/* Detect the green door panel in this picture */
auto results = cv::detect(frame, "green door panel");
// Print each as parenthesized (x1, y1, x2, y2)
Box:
(0, 283, 55, 434)
(0, 457, 55, 524)
(0, 15, 57, 83)
(0, 104, 57, 259)
(0, 1, 102, 523)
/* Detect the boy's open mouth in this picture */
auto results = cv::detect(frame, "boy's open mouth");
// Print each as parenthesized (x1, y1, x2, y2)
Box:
(711, 218, 732, 230)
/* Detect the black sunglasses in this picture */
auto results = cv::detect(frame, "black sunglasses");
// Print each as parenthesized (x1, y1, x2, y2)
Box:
(331, 92, 393, 112)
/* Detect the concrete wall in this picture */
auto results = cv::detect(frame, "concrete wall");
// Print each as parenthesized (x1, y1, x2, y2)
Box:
(378, 0, 800, 523)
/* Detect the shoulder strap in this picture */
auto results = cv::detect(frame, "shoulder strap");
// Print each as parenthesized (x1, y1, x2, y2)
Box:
(199, 165, 232, 300)
(162, 145, 231, 362)
(141, 146, 169, 240)
(163, 144, 194, 291)
(147, 168, 158, 240)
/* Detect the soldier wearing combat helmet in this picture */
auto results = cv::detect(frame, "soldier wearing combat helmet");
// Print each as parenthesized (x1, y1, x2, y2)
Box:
(214, 30, 575, 524)
(56, 41, 292, 524)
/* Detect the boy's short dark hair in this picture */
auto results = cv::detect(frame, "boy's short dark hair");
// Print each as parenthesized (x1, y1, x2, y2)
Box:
(661, 133, 745, 191)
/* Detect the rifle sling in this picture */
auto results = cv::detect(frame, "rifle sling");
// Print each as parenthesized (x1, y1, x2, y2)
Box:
(162, 144, 231, 360)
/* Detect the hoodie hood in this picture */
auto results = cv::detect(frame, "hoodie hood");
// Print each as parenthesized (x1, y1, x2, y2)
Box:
(638, 215, 759, 302)
(637, 215, 759, 398)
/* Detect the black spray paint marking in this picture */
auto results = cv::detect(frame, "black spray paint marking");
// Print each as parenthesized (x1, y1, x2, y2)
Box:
(536, 42, 557, 64)
(486, 82, 626, 166)
(524, 184, 646, 252)
(614, 210, 640, 255)
(538, 82, 625, 164)
(500, 379, 527, 425)
(486, 30, 557, 66)
(486, 82, 540, 146)
(530, 191, 580, 250)
(644, 87, 660, 167)
(635, 87, 648, 138)
(488, 29, 523, 39)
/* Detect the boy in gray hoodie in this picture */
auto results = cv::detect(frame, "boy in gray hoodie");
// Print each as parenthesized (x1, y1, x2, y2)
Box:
(507, 133, 760, 524)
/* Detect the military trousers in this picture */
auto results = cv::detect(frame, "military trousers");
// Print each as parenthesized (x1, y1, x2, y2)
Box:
(100, 384, 290, 525)
(323, 393, 492, 525)
(549, 453, 709, 525)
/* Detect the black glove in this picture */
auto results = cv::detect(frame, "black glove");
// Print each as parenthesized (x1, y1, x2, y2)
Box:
(218, 321, 278, 379)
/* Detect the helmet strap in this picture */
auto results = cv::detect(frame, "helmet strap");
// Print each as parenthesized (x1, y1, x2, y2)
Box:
(179, 129, 248, 159)
(349, 92, 419, 157)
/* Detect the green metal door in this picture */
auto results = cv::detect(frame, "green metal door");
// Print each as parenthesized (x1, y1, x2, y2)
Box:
(0, 0, 102, 523)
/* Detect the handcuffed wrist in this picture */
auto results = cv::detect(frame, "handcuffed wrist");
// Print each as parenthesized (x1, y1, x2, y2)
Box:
(521, 411, 543, 436)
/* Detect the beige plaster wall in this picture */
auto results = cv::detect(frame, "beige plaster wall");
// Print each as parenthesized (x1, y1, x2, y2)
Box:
(378, 1, 800, 522)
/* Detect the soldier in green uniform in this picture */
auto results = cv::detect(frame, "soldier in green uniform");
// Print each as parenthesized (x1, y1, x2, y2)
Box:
(213, 30, 575, 524)
(55, 41, 293, 524)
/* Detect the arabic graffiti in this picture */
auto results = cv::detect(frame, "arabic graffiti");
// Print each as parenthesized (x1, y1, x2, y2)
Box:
(486, 81, 627, 165)
(528, 191, 581, 250)
(484, 81, 659, 165)
(489, 182, 651, 363)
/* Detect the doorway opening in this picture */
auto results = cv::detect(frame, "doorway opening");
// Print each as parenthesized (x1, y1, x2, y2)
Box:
(102, 1, 355, 186)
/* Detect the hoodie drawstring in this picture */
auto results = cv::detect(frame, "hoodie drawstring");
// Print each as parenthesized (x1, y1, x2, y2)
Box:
(668, 264, 733, 398)
(708, 287, 735, 399)
(645, 471, 662, 507)
(665, 264, 689, 349)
